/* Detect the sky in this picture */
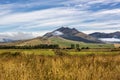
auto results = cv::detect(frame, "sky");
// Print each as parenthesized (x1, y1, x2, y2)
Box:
(0, 0, 120, 40)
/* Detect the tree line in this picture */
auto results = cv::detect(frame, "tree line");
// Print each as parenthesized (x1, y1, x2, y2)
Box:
(0, 44, 89, 49)
(0, 44, 59, 49)
(69, 44, 89, 49)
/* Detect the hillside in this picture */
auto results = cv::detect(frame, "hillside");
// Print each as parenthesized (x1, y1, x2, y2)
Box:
(0, 35, 114, 48)
(0, 37, 49, 46)
(43, 27, 102, 43)
(49, 36, 113, 48)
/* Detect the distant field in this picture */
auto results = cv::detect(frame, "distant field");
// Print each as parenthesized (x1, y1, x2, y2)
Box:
(0, 48, 120, 56)
(0, 49, 55, 56)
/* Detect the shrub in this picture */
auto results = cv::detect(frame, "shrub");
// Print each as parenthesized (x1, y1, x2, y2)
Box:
(53, 49, 69, 56)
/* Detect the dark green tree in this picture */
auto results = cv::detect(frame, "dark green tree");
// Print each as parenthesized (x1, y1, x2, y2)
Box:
(71, 44, 75, 49)
(76, 44, 79, 49)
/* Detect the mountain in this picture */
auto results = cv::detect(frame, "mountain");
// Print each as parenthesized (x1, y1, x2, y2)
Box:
(43, 27, 79, 38)
(0, 37, 50, 46)
(89, 32, 120, 43)
(43, 27, 101, 43)
(0, 27, 103, 46)
(0, 38, 15, 43)
(89, 32, 120, 38)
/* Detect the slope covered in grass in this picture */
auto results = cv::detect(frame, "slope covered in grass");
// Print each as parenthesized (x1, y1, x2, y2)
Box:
(49, 36, 114, 48)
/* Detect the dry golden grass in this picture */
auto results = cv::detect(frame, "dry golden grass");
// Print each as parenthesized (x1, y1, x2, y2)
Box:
(0, 53, 120, 80)
(114, 44, 120, 48)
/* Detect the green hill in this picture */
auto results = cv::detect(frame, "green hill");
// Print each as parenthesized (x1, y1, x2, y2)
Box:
(49, 36, 114, 48)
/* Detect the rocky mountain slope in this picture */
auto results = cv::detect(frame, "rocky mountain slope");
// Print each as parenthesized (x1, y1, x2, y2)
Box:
(43, 27, 101, 43)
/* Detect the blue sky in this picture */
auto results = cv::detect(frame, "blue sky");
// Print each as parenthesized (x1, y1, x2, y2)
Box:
(0, 0, 120, 40)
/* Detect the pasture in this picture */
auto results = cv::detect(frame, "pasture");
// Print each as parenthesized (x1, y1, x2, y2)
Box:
(114, 44, 120, 48)
(0, 48, 120, 80)
(0, 48, 120, 56)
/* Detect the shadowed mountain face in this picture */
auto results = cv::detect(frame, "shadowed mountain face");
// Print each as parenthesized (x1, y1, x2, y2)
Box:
(56, 27, 79, 35)
(89, 32, 120, 38)
(43, 27, 101, 43)
(43, 27, 79, 38)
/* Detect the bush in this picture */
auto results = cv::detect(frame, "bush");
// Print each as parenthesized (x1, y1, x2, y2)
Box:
(86, 47, 89, 49)
(53, 49, 69, 56)
(0, 52, 22, 57)
(81, 47, 85, 49)
(76, 48, 81, 51)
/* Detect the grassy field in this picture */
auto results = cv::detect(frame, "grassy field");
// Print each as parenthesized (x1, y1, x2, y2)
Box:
(0, 53, 120, 80)
(0, 48, 120, 80)
(114, 44, 120, 48)
(0, 49, 55, 56)
(0, 48, 120, 55)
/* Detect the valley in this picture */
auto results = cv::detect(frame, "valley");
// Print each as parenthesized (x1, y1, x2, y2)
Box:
(0, 0, 120, 79)
(0, 27, 120, 80)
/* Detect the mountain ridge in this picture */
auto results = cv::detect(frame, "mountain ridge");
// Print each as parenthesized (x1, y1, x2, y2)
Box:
(43, 27, 102, 43)
(89, 31, 120, 38)
(0, 27, 102, 46)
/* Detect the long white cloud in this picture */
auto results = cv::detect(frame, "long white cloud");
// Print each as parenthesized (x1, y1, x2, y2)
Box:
(0, 31, 49, 42)
(0, 8, 120, 32)
(0, 0, 120, 40)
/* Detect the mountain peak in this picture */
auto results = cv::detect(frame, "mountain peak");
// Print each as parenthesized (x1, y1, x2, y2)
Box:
(43, 27, 79, 38)
(56, 27, 79, 35)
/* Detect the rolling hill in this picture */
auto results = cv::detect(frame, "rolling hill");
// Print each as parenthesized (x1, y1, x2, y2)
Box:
(0, 27, 114, 48)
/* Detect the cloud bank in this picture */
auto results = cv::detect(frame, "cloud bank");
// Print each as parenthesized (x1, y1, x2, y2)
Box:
(0, 0, 120, 40)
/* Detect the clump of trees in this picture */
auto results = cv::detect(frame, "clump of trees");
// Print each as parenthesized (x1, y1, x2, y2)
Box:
(70, 44, 80, 51)
(71, 44, 80, 49)
(0, 44, 59, 49)
(70, 44, 89, 51)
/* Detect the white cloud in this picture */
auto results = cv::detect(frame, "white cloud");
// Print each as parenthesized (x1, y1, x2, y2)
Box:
(0, 7, 79, 25)
(0, 0, 61, 11)
(83, 30, 119, 34)
(0, 10, 11, 16)
(0, 7, 120, 33)
(0, 31, 49, 42)
(100, 38, 120, 42)
(94, 9, 120, 15)
(0, 0, 120, 40)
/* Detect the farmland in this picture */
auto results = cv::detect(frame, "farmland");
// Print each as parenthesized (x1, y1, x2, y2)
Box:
(0, 48, 120, 55)
(0, 48, 120, 80)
